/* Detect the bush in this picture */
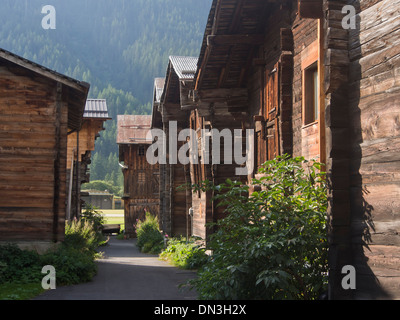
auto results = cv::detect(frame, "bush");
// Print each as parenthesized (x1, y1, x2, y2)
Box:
(189, 155, 328, 300)
(0, 244, 42, 284)
(40, 246, 97, 286)
(0, 217, 104, 291)
(160, 237, 209, 269)
(64, 218, 104, 257)
(135, 212, 164, 254)
(81, 205, 105, 233)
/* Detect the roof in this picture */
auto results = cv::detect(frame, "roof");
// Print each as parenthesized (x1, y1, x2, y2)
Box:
(161, 56, 198, 106)
(117, 115, 153, 145)
(195, 0, 271, 90)
(151, 78, 165, 129)
(0, 47, 89, 130)
(169, 56, 198, 80)
(84, 99, 111, 119)
(154, 78, 166, 104)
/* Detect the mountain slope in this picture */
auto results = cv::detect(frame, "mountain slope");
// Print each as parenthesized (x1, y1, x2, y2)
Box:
(0, 0, 212, 186)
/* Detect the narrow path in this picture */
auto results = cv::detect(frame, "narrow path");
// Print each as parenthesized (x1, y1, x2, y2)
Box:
(35, 237, 197, 300)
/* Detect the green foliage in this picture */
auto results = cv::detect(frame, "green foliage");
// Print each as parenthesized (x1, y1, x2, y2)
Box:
(0, 216, 106, 294)
(0, 244, 42, 285)
(0, 282, 44, 300)
(189, 155, 328, 300)
(160, 237, 209, 270)
(81, 204, 106, 237)
(63, 219, 103, 257)
(135, 213, 164, 254)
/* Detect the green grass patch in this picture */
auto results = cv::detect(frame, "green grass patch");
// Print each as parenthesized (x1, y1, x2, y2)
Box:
(100, 209, 124, 216)
(0, 282, 44, 300)
(100, 210, 125, 232)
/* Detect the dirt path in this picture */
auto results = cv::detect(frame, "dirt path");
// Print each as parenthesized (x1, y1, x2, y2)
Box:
(35, 237, 197, 300)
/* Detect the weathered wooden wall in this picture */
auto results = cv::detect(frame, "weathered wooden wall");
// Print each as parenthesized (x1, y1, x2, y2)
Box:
(0, 63, 68, 243)
(120, 144, 159, 236)
(347, 0, 400, 299)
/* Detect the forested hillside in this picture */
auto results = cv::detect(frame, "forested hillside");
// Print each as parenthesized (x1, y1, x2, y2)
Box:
(0, 0, 211, 191)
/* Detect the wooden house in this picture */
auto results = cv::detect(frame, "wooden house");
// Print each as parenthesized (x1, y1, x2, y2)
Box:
(152, 56, 198, 238)
(189, 0, 400, 299)
(117, 115, 159, 237)
(66, 99, 111, 220)
(0, 48, 89, 249)
(81, 190, 114, 210)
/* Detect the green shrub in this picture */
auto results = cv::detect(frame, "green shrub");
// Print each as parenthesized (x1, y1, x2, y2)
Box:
(160, 237, 208, 269)
(0, 217, 103, 293)
(64, 219, 103, 257)
(189, 155, 328, 300)
(40, 246, 97, 286)
(81, 204, 106, 243)
(135, 212, 164, 254)
(0, 244, 42, 285)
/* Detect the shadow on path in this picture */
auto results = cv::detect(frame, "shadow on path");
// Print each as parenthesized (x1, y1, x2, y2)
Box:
(35, 237, 197, 300)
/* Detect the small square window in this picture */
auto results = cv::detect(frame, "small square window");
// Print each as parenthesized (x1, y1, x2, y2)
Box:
(138, 146, 145, 156)
(303, 63, 319, 125)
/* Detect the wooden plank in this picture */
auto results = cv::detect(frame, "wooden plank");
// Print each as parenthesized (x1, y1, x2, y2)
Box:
(207, 34, 264, 46)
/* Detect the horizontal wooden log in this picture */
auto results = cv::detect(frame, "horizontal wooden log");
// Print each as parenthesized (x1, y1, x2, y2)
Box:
(207, 34, 264, 47)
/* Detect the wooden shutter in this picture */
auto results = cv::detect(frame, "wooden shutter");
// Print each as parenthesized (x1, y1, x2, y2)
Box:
(264, 62, 280, 160)
(265, 62, 280, 121)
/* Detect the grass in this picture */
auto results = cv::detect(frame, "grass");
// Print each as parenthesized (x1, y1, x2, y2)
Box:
(0, 282, 44, 300)
(100, 209, 125, 233)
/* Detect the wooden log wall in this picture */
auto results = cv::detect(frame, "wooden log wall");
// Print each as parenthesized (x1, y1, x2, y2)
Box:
(120, 143, 160, 236)
(0, 64, 68, 242)
(347, 0, 400, 299)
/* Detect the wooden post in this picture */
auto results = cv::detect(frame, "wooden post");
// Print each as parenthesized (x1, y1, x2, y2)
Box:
(52, 82, 62, 242)
(67, 152, 74, 221)
(75, 129, 80, 219)
(318, 20, 326, 170)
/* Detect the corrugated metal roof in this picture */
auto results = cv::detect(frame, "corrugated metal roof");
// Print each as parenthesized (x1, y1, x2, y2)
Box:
(84, 99, 111, 119)
(169, 56, 198, 80)
(117, 115, 153, 145)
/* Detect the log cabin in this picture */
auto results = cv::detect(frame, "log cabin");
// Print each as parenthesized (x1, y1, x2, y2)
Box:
(66, 99, 111, 220)
(188, 0, 400, 299)
(117, 115, 159, 237)
(152, 56, 198, 238)
(0, 48, 89, 251)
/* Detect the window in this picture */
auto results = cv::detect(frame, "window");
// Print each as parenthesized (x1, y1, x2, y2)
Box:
(303, 62, 319, 125)
(138, 145, 145, 156)
(138, 172, 145, 183)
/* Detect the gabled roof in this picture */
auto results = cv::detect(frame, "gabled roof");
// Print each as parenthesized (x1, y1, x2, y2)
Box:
(0, 48, 90, 130)
(151, 78, 165, 129)
(162, 56, 198, 105)
(169, 56, 198, 80)
(117, 115, 153, 145)
(84, 99, 112, 120)
(154, 78, 166, 104)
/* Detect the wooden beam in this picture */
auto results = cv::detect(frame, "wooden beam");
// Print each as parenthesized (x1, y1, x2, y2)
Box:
(298, 0, 323, 19)
(207, 34, 264, 47)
